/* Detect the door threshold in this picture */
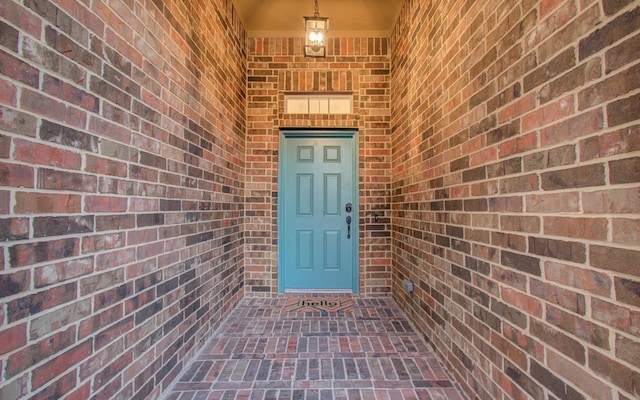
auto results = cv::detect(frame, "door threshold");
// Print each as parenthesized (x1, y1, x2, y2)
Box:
(284, 289, 353, 294)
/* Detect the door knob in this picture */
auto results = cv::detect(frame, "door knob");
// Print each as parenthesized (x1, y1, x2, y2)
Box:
(346, 215, 352, 239)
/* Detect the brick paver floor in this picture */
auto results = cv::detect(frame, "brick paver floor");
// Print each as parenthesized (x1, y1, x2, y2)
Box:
(165, 296, 468, 400)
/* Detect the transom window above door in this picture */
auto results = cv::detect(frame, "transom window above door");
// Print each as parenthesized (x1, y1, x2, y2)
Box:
(284, 93, 353, 114)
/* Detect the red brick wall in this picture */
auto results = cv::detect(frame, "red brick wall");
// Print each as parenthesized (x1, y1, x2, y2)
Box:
(245, 37, 394, 296)
(391, 0, 639, 399)
(0, 0, 246, 399)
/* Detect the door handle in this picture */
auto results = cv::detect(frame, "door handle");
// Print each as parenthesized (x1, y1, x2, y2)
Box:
(346, 215, 352, 239)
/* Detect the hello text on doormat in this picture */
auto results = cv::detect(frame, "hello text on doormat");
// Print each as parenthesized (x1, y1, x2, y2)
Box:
(283, 295, 354, 313)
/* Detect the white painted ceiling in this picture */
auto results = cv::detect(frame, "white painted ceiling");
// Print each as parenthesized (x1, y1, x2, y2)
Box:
(231, 0, 405, 38)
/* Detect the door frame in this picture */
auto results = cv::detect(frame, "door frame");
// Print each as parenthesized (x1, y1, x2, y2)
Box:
(278, 128, 359, 294)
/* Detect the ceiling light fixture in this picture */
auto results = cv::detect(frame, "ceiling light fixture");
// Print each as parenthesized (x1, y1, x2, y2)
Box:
(303, 0, 329, 57)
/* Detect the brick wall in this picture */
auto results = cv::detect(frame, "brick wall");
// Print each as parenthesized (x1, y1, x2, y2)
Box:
(0, 0, 246, 399)
(390, 0, 639, 399)
(245, 37, 393, 296)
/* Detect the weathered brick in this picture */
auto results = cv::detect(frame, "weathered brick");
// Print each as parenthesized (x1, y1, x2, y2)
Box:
(524, 145, 576, 172)
(38, 168, 97, 192)
(615, 277, 640, 308)
(579, 124, 640, 161)
(44, 25, 100, 74)
(499, 94, 537, 129)
(547, 347, 614, 400)
(14, 138, 82, 169)
(90, 75, 132, 109)
(7, 282, 77, 322)
(501, 287, 543, 317)
(605, 32, 640, 73)
(501, 251, 541, 276)
(612, 218, 640, 245)
(40, 120, 98, 152)
(499, 131, 538, 157)
(547, 304, 610, 350)
(0, 162, 34, 188)
(543, 216, 608, 240)
(94, 282, 133, 311)
(487, 158, 523, 178)
(0, 19, 20, 52)
(473, 304, 502, 332)
(103, 63, 141, 98)
(541, 108, 604, 147)
(95, 214, 136, 232)
(88, 116, 131, 144)
(531, 360, 586, 400)
(603, 0, 636, 16)
(591, 245, 640, 277)
(35, 257, 94, 288)
(499, 173, 539, 193)
(487, 120, 520, 145)
(0, 323, 27, 356)
(33, 216, 94, 238)
(523, 48, 576, 93)
(583, 188, 640, 214)
(616, 334, 640, 369)
(43, 74, 98, 112)
(591, 297, 639, 344)
(0, 105, 38, 137)
(0, 270, 30, 298)
(22, 0, 57, 24)
(609, 157, 640, 184)
(488, 196, 523, 214)
(541, 163, 605, 190)
(21, 88, 87, 129)
(579, 63, 640, 111)
(504, 359, 544, 399)
(540, 57, 602, 104)
(531, 279, 586, 315)
(545, 261, 612, 297)
(32, 340, 92, 389)
(95, 248, 136, 271)
(84, 196, 128, 213)
(492, 231, 527, 252)
(529, 236, 586, 263)
(6, 326, 76, 377)
(0, 190, 9, 214)
(14, 192, 82, 214)
(86, 155, 128, 177)
(522, 96, 575, 133)
(537, 3, 602, 63)
(525, 0, 578, 53)
(488, 83, 521, 118)
(579, 6, 640, 60)
(9, 238, 80, 268)
(0, 49, 39, 88)
(0, 217, 29, 241)
(589, 349, 640, 396)
(531, 319, 586, 364)
(500, 215, 540, 233)
(0, 79, 17, 107)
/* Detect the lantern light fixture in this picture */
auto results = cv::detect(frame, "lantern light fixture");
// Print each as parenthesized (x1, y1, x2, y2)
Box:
(303, 0, 329, 57)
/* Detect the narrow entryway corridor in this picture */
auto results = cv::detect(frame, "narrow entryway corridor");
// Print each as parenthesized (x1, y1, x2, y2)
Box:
(164, 296, 468, 400)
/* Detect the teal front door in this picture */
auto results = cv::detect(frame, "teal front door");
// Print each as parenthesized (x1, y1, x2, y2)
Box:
(279, 130, 358, 293)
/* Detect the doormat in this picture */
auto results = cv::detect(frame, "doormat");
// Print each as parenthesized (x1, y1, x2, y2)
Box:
(283, 295, 354, 313)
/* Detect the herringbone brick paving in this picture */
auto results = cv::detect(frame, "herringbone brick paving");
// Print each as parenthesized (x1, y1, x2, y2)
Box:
(165, 297, 467, 400)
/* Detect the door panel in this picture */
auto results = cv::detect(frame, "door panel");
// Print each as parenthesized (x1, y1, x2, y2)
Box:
(280, 132, 357, 292)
